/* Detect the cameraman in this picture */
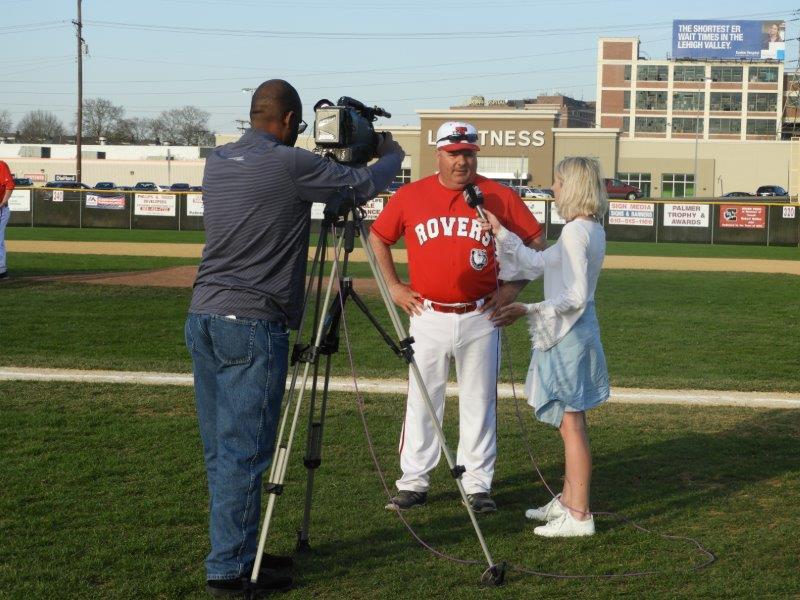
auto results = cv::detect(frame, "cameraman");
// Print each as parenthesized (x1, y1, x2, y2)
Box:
(185, 79, 403, 597)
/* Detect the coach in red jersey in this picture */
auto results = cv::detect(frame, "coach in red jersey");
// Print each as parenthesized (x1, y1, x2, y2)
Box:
(370, 121, 545, 513)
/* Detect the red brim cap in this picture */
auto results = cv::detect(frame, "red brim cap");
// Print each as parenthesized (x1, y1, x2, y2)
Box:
(438, 142, 480, 152)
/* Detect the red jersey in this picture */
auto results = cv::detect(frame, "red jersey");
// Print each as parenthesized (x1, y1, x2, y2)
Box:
(370, 174, 542, 303)
(0, 161, 14, 197)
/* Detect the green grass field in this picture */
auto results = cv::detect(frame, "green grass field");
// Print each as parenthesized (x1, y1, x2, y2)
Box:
(1, 241, 798, 598)
(1, 382, 798, 599)
(1, 257, 797, 391)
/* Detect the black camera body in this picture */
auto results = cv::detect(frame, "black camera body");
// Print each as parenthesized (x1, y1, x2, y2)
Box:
(313, 97, 391, 165)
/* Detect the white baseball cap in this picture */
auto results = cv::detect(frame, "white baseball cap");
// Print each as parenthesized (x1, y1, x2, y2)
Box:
(435, 121, 480, 152)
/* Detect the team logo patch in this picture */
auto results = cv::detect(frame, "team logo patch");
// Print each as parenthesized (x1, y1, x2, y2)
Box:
(470, 248, 488, 271)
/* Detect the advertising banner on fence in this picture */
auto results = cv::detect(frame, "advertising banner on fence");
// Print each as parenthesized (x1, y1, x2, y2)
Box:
(524, 200, 547, 224)
(673, 20, 786, 61)
(135, 193, 176, 217)
(609, 201, 654, 226)
(186, 193, 204, 217)
(549, 205, 566, 225)
(9, 189, 31, 211)
(719, 205, 766, 228)
(361, 198, 384, 221)
(783, 205, 796, 219)
(664, 203, 709, 227)
(86, 193, 125, 210)
(52, 190, 64, 202)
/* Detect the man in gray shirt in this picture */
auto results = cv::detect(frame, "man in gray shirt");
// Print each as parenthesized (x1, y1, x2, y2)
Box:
(185, 79, 403, 596)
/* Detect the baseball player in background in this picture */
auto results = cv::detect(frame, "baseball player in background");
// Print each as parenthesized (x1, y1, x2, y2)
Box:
(369, 121, 545, 513)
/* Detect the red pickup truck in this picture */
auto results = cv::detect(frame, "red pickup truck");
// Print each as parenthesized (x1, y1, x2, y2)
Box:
(604, 178, 643, 200)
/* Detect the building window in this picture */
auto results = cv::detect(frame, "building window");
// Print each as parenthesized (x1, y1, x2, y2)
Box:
(672, 92, 704, 111)
(746, 119, 777, 135)
(636, 90, 667, 110)
(673, 65, 707, 82)
(709, 118, 742, 134)
(710, 92, 742, 112)
(637, 65, 668, 81)
(622, 117, 630, 133)
(747, 93, 778, 112)
(671, 118, 703, 134)
(623, 91, 630, 110)
(661, 173, 695, 198)
(748, 66, 779, 83)
(618, 172, 651, 197)
(624, 64, 631, 81)
(710, 66, 743, 82)
(393, 168, 411, 184)
(635, 117, 667, 132)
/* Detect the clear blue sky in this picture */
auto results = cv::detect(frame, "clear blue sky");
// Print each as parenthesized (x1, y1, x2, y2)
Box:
(1, 0, 795, 135)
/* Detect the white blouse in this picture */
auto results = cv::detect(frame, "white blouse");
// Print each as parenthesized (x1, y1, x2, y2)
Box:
(495, 218, 606, 350)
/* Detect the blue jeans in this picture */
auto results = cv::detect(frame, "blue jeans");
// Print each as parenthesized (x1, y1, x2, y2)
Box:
(185, 313, 290, 581)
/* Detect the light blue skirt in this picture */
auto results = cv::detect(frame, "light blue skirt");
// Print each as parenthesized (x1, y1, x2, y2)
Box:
(525, 303, 609, 428)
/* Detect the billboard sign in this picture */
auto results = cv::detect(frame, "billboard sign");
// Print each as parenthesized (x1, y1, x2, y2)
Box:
(9, 189, 31, 212)
(135, 193, 176, 217)
(719, 205, 766, 229)
(608, 201, 654, 226)
(186, 193, 204, 217)
(673, 20, 785, 61)
(86, 193, 125, 210)
(664, 203, 709, 228)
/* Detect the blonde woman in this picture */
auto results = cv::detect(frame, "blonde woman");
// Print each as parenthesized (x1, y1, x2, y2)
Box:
(480, 157, 610, 538)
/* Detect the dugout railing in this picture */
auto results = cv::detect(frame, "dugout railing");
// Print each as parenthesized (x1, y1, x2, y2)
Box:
(6, 187, 800, 247)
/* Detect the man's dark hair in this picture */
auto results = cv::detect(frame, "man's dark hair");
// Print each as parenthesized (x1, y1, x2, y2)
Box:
(250, 79, 301, 123)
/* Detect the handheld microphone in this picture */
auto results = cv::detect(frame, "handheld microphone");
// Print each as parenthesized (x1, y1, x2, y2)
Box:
(463, 183, 487, 221)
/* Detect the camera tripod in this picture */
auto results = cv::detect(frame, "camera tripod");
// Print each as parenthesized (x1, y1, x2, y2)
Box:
(250, 200, 505, 586)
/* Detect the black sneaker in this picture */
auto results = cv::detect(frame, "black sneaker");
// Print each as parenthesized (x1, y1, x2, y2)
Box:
(384, 490, 427, 511)
(0, 271, 8, 281)
(464, 492, 497, 514)
(206, 572, 293, 597)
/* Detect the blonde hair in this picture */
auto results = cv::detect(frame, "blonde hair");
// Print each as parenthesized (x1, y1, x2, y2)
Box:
(553, 156, 608, 221)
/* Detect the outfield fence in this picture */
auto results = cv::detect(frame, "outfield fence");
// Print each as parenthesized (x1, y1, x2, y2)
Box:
(7, 187, 800, 246)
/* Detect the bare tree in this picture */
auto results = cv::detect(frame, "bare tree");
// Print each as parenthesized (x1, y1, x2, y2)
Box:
(0, 110, 12, 136)
(155, 106, 214, 146)
(17, 110, 66, 142)
(112, 117, 154, 144)
(82, 98, 125, 141)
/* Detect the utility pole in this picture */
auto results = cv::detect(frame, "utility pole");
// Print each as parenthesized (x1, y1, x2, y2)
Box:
(235, 119, 249, 134)
(74, 0, 84, 183)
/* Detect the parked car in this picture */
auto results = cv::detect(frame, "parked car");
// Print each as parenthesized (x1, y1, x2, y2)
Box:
(189, 186, 202, 192)
(516, 186, 552, 199)
(133, 182, 164, 192)
(755, 185, 788, 197)
(13, 177, 34, 186)
(169, 183, 191, 192)
(94, 181, 118, 190)
(385, 181, 404, 195)
(604, 178, 643, 200)
(722, 192, 754, 197)
(44, 181, 91, 189)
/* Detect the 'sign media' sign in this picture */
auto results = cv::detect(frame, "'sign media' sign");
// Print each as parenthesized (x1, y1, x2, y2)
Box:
(608, 202, 654, 226)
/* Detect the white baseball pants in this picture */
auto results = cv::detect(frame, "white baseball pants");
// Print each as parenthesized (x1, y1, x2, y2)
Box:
(396, 307, 499, 495)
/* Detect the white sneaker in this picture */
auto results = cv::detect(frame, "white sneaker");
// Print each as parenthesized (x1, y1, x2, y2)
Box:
(524, 494, 565, 522)
(533, 511, 595, 538)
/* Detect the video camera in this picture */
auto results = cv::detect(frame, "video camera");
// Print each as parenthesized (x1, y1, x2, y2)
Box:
(313, 97, 391, 166)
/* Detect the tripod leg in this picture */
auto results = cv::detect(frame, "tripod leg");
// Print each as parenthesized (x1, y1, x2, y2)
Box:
(356, 219, 503, 583)
(250, 224, 346, 584)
